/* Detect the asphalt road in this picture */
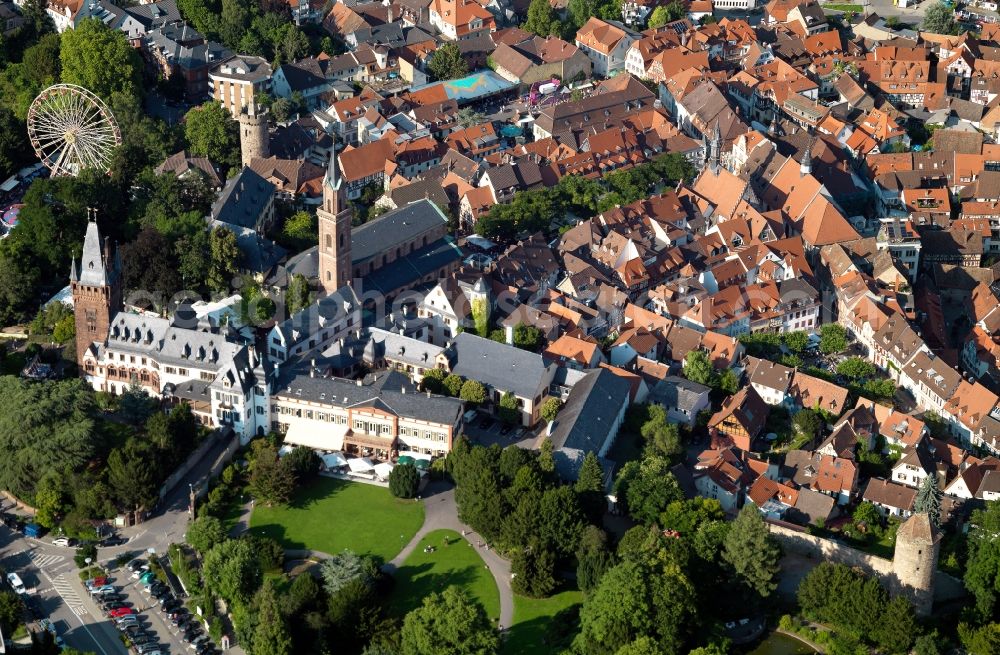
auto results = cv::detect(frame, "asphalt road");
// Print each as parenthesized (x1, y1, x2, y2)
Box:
(1, 434, 236, 655)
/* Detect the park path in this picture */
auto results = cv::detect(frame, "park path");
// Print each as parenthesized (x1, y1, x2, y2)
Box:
(385, 481, 515, 629)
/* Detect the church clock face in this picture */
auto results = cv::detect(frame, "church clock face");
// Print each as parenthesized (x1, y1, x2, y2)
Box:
(86, 309, 98, 333)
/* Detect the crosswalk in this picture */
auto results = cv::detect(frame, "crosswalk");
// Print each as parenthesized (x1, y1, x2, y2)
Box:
(26, 551, 65, 569)
(49, 573, 87, 617)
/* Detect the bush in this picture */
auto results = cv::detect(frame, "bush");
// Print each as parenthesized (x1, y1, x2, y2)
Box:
(74, 543, 98, 569)
(389, 463, 420, 499)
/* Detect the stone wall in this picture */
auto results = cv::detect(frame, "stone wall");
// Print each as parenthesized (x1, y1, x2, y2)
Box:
(767, 521, 965, 603)
(768, 521, 894, 576)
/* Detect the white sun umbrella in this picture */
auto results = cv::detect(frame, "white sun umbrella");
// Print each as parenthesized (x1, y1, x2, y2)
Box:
(373, 462, 394, 480)
(347, 457, 376, 473)
(322, 452, 348, 469)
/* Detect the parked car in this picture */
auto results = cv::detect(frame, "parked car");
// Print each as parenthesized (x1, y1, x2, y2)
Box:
(131, 635, 155, 646)
(50, 537, 74, 547)
(188, 635, 210, 650)
(126, 559, 146, 572)
(91, 585, 117, 595)
(136, 643, 161, 654)
(85, 576, 109, 589)
(6, 572, 25, 594)
(134, 568, 153, 581)
(102, 535, 127, 547)
(109, 607, 136, 618)
(102, 603, 126, 613)
(195, 644, 216, 655)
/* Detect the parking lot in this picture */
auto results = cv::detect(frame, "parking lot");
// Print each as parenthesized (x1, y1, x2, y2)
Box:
(87, 558, 220, 655)
(462, 411, 540, 449)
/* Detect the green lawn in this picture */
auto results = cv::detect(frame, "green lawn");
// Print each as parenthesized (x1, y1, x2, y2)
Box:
(388, 529, 500, 622)
(249, 477, 424, 564)
(503, 588, 584, 655)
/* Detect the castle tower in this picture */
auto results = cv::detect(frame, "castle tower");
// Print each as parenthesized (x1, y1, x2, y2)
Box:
(891, 512, 940, 617)
(70, 216, 123, 373)
(238, 97, 269, 168)
(317, 149, 353, 295)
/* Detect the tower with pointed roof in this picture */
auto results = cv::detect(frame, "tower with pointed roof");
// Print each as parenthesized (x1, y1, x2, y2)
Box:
(891, 512, 940, 616)
(70, 217, 123, 374)
(707, 121, 721, 175)
(317, 149, 353, 295)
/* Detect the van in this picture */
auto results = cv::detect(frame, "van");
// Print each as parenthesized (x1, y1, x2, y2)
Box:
(7, 572, 25, 594)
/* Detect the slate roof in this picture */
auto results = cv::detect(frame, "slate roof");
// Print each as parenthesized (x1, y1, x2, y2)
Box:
(363, 236, 464, 295)
(649, 375, 711, 414)
(273, 368, 463, 426)
(211, 167, 275, 229)
(449, 332, 553, 398)
(352, 199, 448, 263)
(125, 0, 181, 29)
(550, 368, 632, 478)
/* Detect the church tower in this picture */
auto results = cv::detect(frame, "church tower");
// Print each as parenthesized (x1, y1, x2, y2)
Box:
(891, 512, 940, 617)
(238, 97, 269, 168)
(70, 216, 123, 372)
(317, 149, 353, 295)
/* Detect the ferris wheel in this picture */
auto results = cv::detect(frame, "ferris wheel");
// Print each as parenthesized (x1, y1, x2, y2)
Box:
(26, 84, 122, 177)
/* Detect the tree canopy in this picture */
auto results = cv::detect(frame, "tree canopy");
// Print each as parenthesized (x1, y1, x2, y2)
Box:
(60, 19, 142, 100)
(0, 377, 98, 502)
(428, 43, 469, 81)
(400, 586, 499, 655)
(184, 101, 240, 172)
(722, 505, 781, 599)
(923, 1, 959, 34)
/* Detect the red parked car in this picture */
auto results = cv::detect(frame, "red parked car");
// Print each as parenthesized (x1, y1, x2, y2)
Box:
(108, 608, 135, 618)
(86, 577, 108, 588)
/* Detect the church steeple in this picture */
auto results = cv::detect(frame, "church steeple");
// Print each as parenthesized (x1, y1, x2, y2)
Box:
(317, 148, 353, 295)
(708, 121, 721, 175)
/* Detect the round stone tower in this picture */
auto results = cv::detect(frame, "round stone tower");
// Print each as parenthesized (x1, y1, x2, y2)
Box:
(891, 512, 940, 617)
(238, 99, 269, 168)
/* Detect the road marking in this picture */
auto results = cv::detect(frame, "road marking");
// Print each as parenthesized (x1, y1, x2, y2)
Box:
(41, 570, 113, 655)
(27, 551, 65, 569)
(50, 573, 87, 616)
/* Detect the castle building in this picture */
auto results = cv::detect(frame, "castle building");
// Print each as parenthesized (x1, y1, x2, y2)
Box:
(71, 220, 269, 443)
(70, 220, 463, 459)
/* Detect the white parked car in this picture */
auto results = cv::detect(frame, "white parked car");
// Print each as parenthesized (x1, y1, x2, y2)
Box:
(51, 537, 72, 547)
(6, 572, 25, 594)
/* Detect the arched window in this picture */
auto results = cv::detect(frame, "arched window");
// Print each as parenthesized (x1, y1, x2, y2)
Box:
(326, 271, 332, 281)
